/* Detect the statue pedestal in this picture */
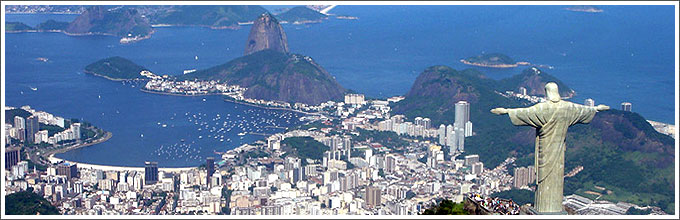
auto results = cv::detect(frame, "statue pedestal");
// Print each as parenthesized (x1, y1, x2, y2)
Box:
(526, 207, 568, 215)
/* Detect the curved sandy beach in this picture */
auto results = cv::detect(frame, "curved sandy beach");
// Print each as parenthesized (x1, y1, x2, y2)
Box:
(48, 155, 197, 173)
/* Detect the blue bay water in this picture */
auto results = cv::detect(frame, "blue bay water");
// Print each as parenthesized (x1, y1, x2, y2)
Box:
(4, 5, 676, 167)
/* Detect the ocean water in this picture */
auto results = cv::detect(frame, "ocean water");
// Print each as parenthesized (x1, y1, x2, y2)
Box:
(4, 5, 676, 166)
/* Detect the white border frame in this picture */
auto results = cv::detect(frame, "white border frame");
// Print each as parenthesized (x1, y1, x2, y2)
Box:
(1, 1, 678, 219)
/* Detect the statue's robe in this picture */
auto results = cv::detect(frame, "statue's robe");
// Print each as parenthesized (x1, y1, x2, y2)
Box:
(507, 100, 597, 213)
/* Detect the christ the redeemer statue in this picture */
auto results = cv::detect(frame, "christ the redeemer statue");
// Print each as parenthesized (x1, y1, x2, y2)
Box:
(491, 82, 609, 214)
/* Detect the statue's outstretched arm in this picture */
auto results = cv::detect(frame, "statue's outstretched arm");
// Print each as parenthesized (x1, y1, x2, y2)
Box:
(490, 107, 509, 115)
(595, 104, 610, 111)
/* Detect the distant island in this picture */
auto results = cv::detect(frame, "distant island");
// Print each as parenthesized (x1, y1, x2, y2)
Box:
(565, 6, 604, 13)
(5, 6, 154, 43)
(66, 6, 153, 43)
(6, 22, 37, 32)
(6, 5, 345, 42)
(84, 56, 160, 81)
(460, 53, 531, 68)
(6, 19, 71, 33)
(275, 6, 328, 24)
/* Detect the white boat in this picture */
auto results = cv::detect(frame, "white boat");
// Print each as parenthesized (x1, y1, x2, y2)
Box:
(30, 87, 38, 91)
(237, 132, 246, 136)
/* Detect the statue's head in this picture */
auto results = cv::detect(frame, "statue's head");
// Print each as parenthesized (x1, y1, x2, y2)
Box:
(545, 82, 561, 103)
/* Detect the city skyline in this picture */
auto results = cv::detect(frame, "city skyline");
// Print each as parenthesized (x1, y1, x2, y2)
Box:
(2, 1, 678, 218)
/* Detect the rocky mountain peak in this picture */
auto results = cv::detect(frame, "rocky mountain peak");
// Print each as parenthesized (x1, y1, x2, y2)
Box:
(244, 13, 289, 56)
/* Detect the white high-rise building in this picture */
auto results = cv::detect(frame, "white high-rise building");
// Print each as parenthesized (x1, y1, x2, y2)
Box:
(385, 155, 396, 173)
(454, 101, 469, 128)
(365, 148, 372, 162)
(438, 125, 446, 145)
(455, 127, 465, 152)
(344, 94, 365, 105)
(455, 100, 472, 138)
(472, 162, 484, 175)
(446, 124, 455, 153)
(14, 116, 25, 129)
(422, 118, 431, 129)
(35, 130, 48, 144)
(414, 117, 423, 127)
(621, 102, 632, 112)
(464, 121, 473, 137)
(518, 87, 527, 96)
(464, 155, 479, 166)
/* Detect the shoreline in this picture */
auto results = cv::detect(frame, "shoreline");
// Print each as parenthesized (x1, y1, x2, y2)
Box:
(46, 131, 197, 172)
(46, 131, 113, 157)
(460, 59, 523, 68)
(6, 29, 152, 43)
(84, 70, 150, 82)
(48, 155, 197, 172)
(151, 23, 240, 30)
(140, 88, 320, 116)
(223, 98, 320, 116)
(139, 88, 226, 97)
(460, 59, 555, 70)
(85, 72, 136, 81)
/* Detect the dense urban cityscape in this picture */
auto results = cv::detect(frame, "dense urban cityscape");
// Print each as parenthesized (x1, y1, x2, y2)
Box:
(3, 2, 677, 218)
(4, 88, 673, 215)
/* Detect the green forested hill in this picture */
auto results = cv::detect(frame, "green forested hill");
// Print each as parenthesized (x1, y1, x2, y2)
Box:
(84, 56, 148, 80)
(5, 190, 60, 215)
(392, 65, 675, 213)
(149, 5, 268, 28)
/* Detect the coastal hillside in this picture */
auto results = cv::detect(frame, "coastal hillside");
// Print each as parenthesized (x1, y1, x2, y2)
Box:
(5, 108, 33, 125)
(36, 19, 70, 31)
(178, 49, 346, 105)
(65, 6, 153, 39)
(6, 20, 71, 32)
(391, 65, 524, 130)
(392, 65, 675, 213)
(563, 109, 675, 212)
(281, 137, 330, 165)
(5, 190, 60, 215)
(6, 22, 36, 32)
(84, 56, 150, 81)
(244, 13, 289, 56)
(148, 5, 268, 28)
(276, 6, 328, 23)
(498, 67, 576, 98)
